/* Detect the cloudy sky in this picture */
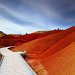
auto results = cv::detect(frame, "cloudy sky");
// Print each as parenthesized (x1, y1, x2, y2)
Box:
(0, 0, 75, 34)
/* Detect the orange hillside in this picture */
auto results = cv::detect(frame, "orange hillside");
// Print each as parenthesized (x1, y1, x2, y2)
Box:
(40, 31, 75, 58)
(13, 26, 75, 55)
(40, 41, 75, 75)
(12, 26, 75, 75)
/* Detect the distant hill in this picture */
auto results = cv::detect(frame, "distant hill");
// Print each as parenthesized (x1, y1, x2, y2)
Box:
(33, 31, 47, 33)
(0, 31, 6, 37)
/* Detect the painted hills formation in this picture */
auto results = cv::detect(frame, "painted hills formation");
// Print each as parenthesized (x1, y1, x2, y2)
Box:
(13, 26, 75, 75)
(0, 26, 75, 75)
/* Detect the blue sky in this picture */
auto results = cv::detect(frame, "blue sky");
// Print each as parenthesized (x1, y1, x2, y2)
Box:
(0, 0, 75, 34)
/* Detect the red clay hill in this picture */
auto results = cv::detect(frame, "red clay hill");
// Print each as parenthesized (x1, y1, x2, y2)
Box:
(13, 26, 75, 75)
(13, 26, 75, 55)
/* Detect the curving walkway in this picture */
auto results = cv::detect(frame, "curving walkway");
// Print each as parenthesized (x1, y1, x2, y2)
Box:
(0, 47, 36, 75)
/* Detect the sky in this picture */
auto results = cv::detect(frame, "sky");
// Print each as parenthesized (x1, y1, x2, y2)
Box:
(0, 0, 75, 34)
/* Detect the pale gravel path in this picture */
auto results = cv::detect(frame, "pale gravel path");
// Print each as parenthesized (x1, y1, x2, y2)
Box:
(0, 47, 36, 75)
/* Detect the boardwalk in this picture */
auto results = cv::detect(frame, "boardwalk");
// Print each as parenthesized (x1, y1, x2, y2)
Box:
(0, 47, 36, 75)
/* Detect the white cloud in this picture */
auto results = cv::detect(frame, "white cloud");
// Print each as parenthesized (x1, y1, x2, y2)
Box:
(0, 17, 48, 34)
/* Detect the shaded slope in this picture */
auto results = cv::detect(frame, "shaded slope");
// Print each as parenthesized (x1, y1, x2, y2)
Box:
(0, 33, 41, 46)
(41, 41, 75, 75)
(13, 26, 75, 55)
